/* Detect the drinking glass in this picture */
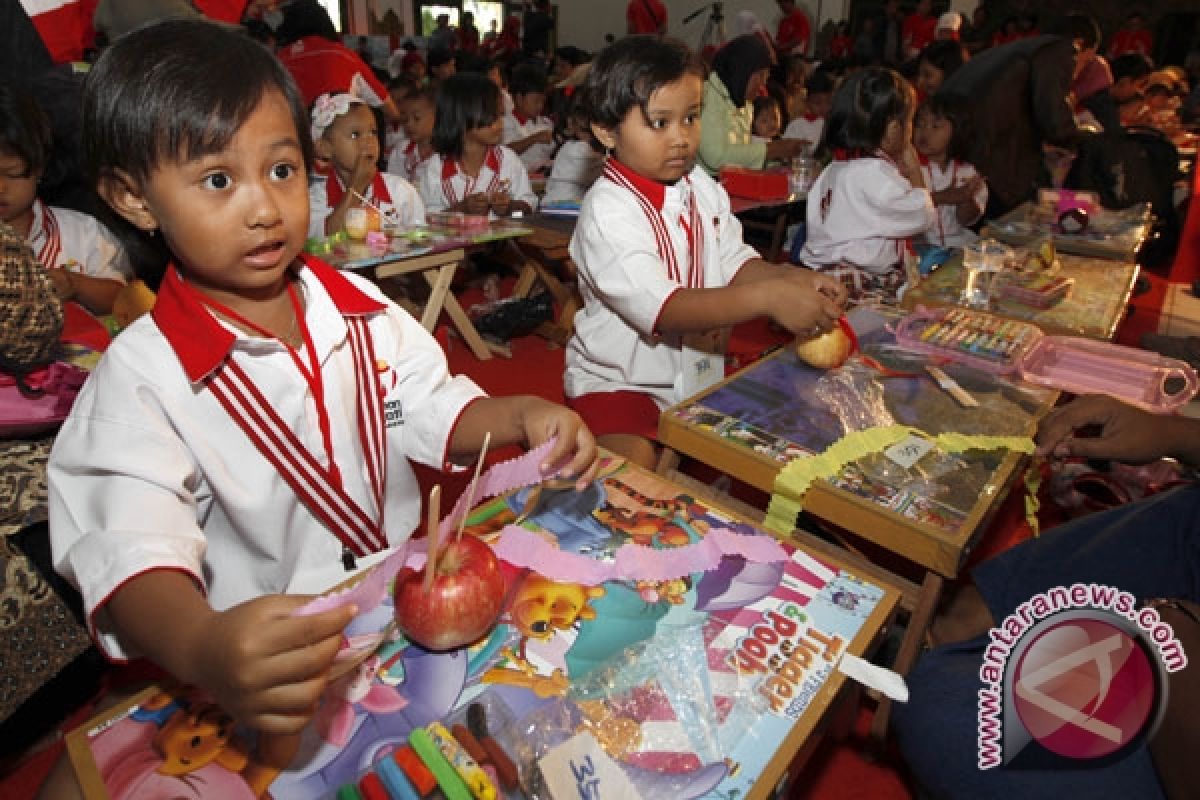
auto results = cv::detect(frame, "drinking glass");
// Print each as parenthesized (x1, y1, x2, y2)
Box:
(959, 239, 1010, 309)
(345, 207, 369, 240)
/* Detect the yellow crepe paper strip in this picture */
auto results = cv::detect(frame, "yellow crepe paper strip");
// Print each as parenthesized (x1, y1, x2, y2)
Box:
(765, 424, 1036, 535)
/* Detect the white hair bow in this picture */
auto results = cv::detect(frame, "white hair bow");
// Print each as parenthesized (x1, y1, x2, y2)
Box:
(311, 92, 364, 141)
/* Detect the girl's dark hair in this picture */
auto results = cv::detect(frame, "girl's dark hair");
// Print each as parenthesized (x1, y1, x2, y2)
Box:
(919, 40, 965, 81)
(918, 94, 973, 161)
(432, 72, 501, 159)
(820, 67, 913, 155)
(711, 34, 773, 108)
(81, 18, 312, 288)
(509, 63, 548, 96)
(0, 82, 53, 176)
(274, 0, 338, 46)
(581, 36, 703, 130)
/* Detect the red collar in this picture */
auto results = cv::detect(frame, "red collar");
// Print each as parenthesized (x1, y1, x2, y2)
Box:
(152, 254, 385, 383)
(440, 146, 501, 180)
(802, 113, 821, 122)
(605, 156, 667, 210)
(513, 109, 529, 126)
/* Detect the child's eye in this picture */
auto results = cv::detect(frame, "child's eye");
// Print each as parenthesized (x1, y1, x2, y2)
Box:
(202, 172, 231, 190)
(649, 118, 669, 130)
(270, 163, 298, 181)
(684, 113, 699, 125)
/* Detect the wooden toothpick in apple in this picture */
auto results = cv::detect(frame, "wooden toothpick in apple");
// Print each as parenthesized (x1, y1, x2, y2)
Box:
(422, 484, 441, 594)
(456, 431, 490, 543)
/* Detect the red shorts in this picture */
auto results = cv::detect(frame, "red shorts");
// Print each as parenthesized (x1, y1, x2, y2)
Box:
(566, 390, 661, 440)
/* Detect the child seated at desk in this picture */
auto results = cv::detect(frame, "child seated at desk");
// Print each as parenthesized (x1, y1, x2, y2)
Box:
(564, 36, 846, 470)
(542, 95, 604, 206)
(913, 95, 987, 248)
(798, 67, 935, 304)
(417, 73, 537, 217)
(308, 91, 424, 239)
(42, 20, 598, 796)
(1, 84, 129, 315)
(386, 86, 435, 184)
(503, 63, 557, 176)
(782, 68, 834, 153)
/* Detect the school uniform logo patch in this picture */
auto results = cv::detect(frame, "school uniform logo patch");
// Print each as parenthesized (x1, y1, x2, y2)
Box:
(376, 359, 403, 427)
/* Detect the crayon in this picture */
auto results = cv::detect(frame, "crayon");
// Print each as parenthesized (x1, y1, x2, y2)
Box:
(427, 721, 497, 800)
(451, 724, 491, 767)
(375, 756, 420, 800)
(359, 772, 390, 800)
(409, 726, 472, 800)
(337, 784, 364, 800)
(478, 734, 520, 790)
(394, 745, 437, 796)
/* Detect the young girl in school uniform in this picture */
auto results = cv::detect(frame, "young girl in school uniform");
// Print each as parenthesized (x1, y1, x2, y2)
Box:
(912, 94, 987, 249)
(386, 87, 435, 184)
(565, 36, 847, 469)
(799, 67, 936, 304)
(417, 72, 538, 217)
(0, 84, 129, 314)
(307, 91, 424, 239)
(43, 22, 596, 794)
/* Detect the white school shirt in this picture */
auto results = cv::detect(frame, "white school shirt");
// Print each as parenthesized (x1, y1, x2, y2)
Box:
(782, 114, 825, 149)
(386, 139, 432, 184)
(307, 171, 425, 239)
(800, 156, 936, 275)
(416, 146, 537, 215)
(48, 257, 485, 660)
(541, 140, 603, 206)
(26, 199, 130, 281)
(565, 159, 759, 408)
(502, 111, 556, 173)
(918, 158, 987, 248)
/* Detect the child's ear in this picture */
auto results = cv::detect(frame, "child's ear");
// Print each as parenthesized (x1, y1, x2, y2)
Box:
(97, 169, 157, 233)
(882, 117, 905, 152)
(590, 122, 615, 151)
(313, 134, 334, 161)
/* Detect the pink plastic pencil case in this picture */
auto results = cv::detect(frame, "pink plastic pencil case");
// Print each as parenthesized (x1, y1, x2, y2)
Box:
(1016, 336, 1199, 413)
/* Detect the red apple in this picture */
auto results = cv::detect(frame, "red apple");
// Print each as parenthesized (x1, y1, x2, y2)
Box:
(393, 534, 506, 651)
(794, 317, 856, 369)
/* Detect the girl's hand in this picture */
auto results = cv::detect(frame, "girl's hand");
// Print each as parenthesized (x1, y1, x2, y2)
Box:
(489, 190, 512, 217)
(518, 398, 599, 490)
(350, 153, 377, 196)
(462, 193, 491, 216)
(188, 594, 357, 734)
(47, 268, 76, 301)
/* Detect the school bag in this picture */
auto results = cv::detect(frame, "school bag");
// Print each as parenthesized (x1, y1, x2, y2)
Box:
(1065, 127, 1181, 267)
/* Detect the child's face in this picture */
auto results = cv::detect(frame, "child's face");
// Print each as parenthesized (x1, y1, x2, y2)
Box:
(466, 113, 505, 148)
(0, 152, 39, 230)
(432, 60, 457, 82)
(753, 105, 782, 139)
(320, 103, 381, 179)
(105, 90, 309, 300)
(402, 97, 435, 143)
(916, 60, 945, 97)
(913, 108, 952, 161)
(593, 74, 703, 185)
(806, 91, 832, 119)
(513, 91, 546, 120)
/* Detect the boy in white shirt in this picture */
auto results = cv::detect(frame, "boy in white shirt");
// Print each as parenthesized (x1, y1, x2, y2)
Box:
(782, 69, 835, 154)
(503, 63, 556, 176)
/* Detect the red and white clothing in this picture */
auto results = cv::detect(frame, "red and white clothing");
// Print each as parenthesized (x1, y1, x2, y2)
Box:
(386, 140, 433, 185)
(277, 35, 387, 109)
(800, 155, 934, 275)
(416, 145, 537, 215)
(776, 8, 811, 57)
(542, 140, 604, 206)
(626, 0, 666, 35)
(565, 159, 758, 409)
(20, 0, 94, 63)
(918, 158, 986, 248)
(48, 257, 485, 660)
(1109, 28, 1152, 58)
(308, 171, 425, 240)
(782, 114, 825, 149)
(26, 199, 129, 281)
(503, 110, 556, 174)
(902, 12, 937, 60)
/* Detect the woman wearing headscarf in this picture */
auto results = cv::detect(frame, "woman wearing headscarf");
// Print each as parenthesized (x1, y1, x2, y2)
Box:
(698, 34, 806, 175)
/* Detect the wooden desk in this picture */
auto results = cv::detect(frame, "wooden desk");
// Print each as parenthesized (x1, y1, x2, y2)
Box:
(902, 250, 1140, 341)
(67, 454, 900, 800)
(318, 224, 534, 361)
(511, 213, 582, 345)
(658, 311, 1058, 579)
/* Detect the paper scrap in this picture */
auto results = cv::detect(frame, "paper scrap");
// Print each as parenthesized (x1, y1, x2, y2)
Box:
(538, 731, 643, 800)
(838, 653, 909, 702)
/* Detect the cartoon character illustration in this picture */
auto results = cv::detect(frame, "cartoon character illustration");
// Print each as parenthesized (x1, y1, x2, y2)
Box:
(634, 577, 691, 605)
(314, 655, 409, 747)
(481, 572, 606, 697)
(592, 477, 710, 548)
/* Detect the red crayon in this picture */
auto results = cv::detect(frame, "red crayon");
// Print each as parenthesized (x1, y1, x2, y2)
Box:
(359, 772, 390, 800)
(394, 744, 438, 796)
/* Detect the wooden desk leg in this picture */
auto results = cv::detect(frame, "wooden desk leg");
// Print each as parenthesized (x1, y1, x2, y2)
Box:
(868, 571, 944, 748)
(421, 263, 457, 331)
(423, 272, 507, 361)
(654, 446, 682, 476)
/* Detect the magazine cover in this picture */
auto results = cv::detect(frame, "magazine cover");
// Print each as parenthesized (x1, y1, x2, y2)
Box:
(67, 456, 893, 799)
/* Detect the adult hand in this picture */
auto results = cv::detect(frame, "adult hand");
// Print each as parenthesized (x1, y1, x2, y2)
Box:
(1035, 395, 1200, 466)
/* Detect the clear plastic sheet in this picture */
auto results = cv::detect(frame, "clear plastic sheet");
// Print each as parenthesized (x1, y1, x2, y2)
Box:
(503, 621, 765, 799)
